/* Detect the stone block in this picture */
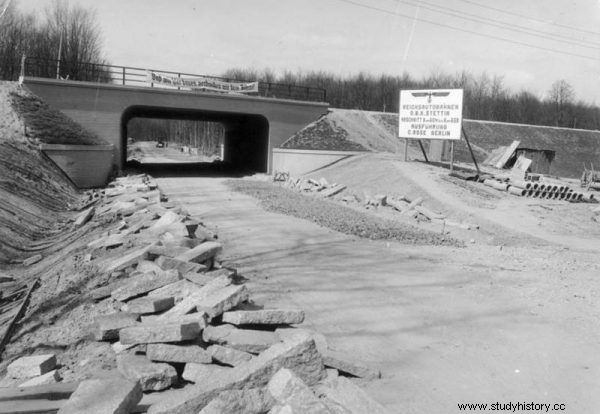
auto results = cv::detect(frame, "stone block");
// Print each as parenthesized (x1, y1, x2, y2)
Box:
(147, 337, 326, 414)
(137, 260, 164, 274)
(183, 273, 212, 286)
(141, 312, 208, 328)
(147, 210, 183, 236)
(199, 388, 274, 414)
(119, 321, 201, 345)
(156, 275, 235, 320)
(117, 354, 178, 392)
(105, 244, 153, 273)
(112, 341, 138, 354)
(203, 324, 279, 354)
(89, 280, 126, 301)
(147, 343, 212, 364)
(148, 244, 190, 258)
(156, 256, 206, 274)
(18, 369, 60, 387)
(268, 368, 331, 414)
(322, 352, 381, 380)
(222, 309, 305, 326)
(275, 328, 328, 354)
(123, 296, 174, 314)
(174, 241, 222, 264)
(7, 354, 56, 379)
(111, 269, 180, 302)
(93, 312, 140, 341)
(183, 268, 235, 286)
(147, 279, 202, 303)
(57, 377, 142, 414)
(315, 376, 392, 414)
(208, 344, 253, 367)
(196, 284, 249, 321)
(182, 363, 231, 383)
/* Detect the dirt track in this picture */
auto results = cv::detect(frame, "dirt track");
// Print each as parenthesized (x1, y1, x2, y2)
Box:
(157, 174, 600, 413)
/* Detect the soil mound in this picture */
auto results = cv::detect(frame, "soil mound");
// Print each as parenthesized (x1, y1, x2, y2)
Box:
(282, 108, 415, 152)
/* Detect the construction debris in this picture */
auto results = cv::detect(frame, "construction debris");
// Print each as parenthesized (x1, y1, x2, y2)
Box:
(481, 173, 597, 202)
(0, 173, 387, 414)
(278, 174, 478, 231)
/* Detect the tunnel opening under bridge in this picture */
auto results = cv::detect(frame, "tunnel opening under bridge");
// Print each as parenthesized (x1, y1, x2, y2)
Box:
(121, 106, 270, 175)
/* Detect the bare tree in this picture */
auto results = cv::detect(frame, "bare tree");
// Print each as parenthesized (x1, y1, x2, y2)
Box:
(547, 79, 575, 127)
(0, 0, 108, 81)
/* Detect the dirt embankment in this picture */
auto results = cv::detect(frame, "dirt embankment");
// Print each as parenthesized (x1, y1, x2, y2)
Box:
(0, 82, 83, 264)
(281, 108, 600, 179)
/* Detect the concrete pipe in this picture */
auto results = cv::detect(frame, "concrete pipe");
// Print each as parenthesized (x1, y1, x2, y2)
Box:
(546, 192, 554, 199)
(564, 193, 572, 201)
(527, 189, 535, 197)
(532, 183, 539, 190)
(559, 193, 566, 200)
(553, 192, 560, 199)
(483, 179, 508, 191)
(508, 186, 526, 196)
(534, 191, 541, 198)
(581, 193, 595, 202)
(540, 191, 547, 198)
(538, 184, 546, 191)
(509, 179, 532, 190)
(577, 193, 584, 201)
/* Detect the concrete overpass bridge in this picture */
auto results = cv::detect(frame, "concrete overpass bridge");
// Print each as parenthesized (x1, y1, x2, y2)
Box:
(21, 60, 328, 175)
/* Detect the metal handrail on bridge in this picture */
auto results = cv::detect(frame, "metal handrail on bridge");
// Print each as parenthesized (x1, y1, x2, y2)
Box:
(22, 57, 327, 103)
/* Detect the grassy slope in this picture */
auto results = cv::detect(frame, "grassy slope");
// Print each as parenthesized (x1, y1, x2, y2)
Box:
(227, 179, 461, 247)
(10, 89, 107, 146)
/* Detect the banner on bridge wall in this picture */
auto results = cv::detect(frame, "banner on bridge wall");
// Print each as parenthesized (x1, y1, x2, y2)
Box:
(146, 71, 259, 93)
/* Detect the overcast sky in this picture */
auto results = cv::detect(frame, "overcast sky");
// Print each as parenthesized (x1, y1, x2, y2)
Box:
(17, 0, 600, 104)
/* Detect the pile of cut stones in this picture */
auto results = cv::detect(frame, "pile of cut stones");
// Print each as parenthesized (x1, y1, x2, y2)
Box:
(4, 174, 389, 414)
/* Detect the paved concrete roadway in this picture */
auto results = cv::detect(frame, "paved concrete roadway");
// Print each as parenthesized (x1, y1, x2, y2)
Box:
(157, 176, 600, 414)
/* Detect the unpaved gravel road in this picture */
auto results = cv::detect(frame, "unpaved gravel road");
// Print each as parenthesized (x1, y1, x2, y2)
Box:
(157, 176, 600, 414)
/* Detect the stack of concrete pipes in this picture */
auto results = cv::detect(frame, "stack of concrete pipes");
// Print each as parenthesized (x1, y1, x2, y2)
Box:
(483, 178, 595, 202)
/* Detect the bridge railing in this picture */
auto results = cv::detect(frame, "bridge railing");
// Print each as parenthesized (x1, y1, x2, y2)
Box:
(22, 57, 327, 103)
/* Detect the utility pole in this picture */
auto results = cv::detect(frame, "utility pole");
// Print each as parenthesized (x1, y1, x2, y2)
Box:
(56, 33, 62, 79)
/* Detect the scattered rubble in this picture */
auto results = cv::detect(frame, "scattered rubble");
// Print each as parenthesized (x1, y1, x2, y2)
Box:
(277, 173, 479, 231)
(0, 174, 387, 413)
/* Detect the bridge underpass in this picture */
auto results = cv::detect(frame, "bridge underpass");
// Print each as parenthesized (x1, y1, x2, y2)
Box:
(22, 76, 328, 178)
(123, 106, 269, 173)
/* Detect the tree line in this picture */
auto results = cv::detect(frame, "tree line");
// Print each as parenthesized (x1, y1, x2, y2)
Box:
(222, 68, 600, 130)
(2, 0, 599, 134)
(127, 118, 223, 157)
(0, 0, 108, 82)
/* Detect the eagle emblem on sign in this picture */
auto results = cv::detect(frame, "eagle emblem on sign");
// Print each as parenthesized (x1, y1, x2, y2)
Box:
(411, 91, 450, 103)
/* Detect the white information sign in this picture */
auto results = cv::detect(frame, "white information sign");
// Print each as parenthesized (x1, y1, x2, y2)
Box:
(399, 89, 464, 140)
